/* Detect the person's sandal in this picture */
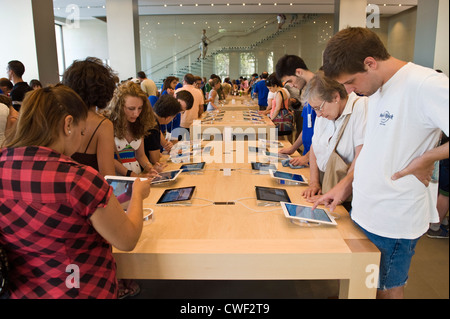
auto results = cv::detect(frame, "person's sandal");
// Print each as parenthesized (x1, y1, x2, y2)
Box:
(118, 279, 141, 299)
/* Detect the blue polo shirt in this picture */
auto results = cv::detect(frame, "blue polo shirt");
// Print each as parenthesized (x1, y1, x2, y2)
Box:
(253, 80, 269, 107)
(301, 102, 316, 155)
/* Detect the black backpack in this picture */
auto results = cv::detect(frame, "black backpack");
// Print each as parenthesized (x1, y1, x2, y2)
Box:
(0, 245, 8, 297)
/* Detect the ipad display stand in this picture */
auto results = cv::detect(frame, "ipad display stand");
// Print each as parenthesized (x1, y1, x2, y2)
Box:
(152, 180, 178, 187)
(289, 219, 321, 227)
(156, 199, 193, 207)
(275, 179, 303, 186)
(256, 199, 281, 207)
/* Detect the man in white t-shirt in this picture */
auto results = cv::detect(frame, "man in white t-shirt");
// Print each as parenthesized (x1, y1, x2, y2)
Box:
(316, 27, 449, 299)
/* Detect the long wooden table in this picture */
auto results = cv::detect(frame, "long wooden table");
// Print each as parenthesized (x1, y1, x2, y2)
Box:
(190, 110, 276, 141)
(219, 98, 259, 111)
(113, 140, 380, 299)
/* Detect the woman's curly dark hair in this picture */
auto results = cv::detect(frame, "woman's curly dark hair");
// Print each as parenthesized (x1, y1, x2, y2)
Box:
(62, 57, 117, 109)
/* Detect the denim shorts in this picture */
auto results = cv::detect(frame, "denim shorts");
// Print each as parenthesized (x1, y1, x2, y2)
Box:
(356, 223, 420, 290)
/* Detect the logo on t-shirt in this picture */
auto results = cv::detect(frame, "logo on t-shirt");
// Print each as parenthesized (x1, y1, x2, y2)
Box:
(379, 111, 394, 125)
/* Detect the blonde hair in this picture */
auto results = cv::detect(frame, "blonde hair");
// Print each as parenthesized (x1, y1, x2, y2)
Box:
(302, 71, 348, 104)
(108, 81, 156, 140)
(5, 85, 88, 148)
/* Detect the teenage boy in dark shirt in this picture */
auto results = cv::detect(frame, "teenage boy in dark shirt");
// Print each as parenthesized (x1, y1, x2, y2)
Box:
(7, 60, 32, 112)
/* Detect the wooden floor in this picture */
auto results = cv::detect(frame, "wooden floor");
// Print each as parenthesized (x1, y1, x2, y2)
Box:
(128, 233, 448, 299)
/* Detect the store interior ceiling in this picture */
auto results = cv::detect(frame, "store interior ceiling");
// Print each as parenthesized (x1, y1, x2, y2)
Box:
(52, 0, 418, 19)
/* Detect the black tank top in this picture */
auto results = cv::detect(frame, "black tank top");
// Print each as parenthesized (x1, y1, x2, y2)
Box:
(71, 118, 107, 171)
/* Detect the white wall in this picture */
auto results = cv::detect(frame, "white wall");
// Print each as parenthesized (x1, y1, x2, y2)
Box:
(0, 0, 39, 82)
(62, 19, 109, 68)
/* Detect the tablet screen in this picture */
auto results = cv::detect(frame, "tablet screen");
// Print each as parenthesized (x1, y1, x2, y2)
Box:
(180, 162, 205, 172)
(273, 171, 305, 182)
(152, 170, 181, 184)
(284, 203, 333, 223)
(106, 178, 133, 210)
(265, 151, 290, 159)
(248, 146, 266, 153)
(251, 162, 276, 171)
(259, 139, 284, 148)
(255, 186, 291, 203)
(157, 186, 196, 204)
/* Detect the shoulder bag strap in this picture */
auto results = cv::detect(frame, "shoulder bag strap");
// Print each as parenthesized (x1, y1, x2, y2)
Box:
(333, 97, 360, 151)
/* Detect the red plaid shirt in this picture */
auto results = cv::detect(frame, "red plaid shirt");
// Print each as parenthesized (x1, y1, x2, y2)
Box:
(0, 146, 116, 299)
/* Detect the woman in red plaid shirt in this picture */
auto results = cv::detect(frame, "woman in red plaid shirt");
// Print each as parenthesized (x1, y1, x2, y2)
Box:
(0, 85, 151, 299)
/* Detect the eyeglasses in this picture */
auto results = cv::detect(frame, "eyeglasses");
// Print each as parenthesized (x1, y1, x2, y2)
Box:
(311, 100, 326, 112)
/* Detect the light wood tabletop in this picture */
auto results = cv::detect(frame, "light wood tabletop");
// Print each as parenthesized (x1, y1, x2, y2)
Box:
(113, 140, 380, 299)
(190, 111, 276, 141)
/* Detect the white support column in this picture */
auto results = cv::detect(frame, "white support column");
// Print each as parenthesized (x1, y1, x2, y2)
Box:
(105, 0, 141, 81)
(0, 0, 59, 85)
(334, 0, 367, 31)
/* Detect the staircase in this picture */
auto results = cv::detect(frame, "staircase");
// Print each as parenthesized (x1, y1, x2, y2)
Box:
(146, 14, 319, 87)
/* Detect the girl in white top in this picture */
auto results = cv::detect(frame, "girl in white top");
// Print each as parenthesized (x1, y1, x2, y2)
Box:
(206, 78, 221, 111)
(302, 71, 368, 203)
(109, 81, 162, 177)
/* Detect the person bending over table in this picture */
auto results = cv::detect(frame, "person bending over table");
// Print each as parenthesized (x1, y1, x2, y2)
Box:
(0, 85, 151, 299)
(109, 81, 163, 178)
(301, 71, 368, 212)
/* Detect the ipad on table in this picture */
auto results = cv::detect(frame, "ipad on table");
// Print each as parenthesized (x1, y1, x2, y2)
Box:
(156, 186, 196, 205)
(255, 186, 291, 204)
(269, 169, 308, 185)
(258, 139, 284, 148)
(280, 202, 337, 225)
(251, 162, 276, 171)
(264, 151, 290, 160)
(248, 146, 267, 153)
(180, 162, 205, 172)
(151, 170, 182, 184)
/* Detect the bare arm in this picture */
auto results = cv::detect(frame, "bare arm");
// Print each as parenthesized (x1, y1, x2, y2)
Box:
(392, 142, 449, 187)
(90, 178, 151, 251)
(269, 93, 283, 120)
(96, 119, 116, 176)
(312, 144, 364, 212)
(302, 146, 321, 199)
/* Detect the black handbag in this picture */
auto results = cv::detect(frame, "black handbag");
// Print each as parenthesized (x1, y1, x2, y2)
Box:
(0, 245, 9, 297)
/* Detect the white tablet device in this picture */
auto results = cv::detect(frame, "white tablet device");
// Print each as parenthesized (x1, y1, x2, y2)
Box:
(258, 139, 284, 148)
(264, 151, 290, 161)
(151, 169, 182, 184)
(269, 169, 308, 185)
(104, 176, 135, 210)
(280, 202, 337, 225)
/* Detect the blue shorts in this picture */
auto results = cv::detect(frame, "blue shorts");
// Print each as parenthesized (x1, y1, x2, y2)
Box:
(356, 223, 420, 290)
(439, 158, 449, 196)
